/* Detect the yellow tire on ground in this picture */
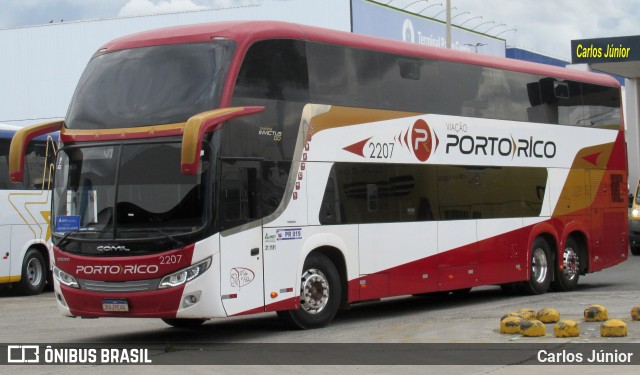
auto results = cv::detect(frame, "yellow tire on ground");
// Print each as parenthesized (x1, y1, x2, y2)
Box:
(554, 320, 580, 337)
(537, 307, 560, 323)
(584, 304, 608, 322)
(520, 319, 546, 337)
(517, 308, 537, 321)
(500, 316, 524, 334)
(600, 319, 627, 337)
(631, 306, 640, 321)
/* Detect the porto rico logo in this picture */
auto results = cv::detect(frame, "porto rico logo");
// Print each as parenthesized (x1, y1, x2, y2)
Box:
(411, 119, 434, 162)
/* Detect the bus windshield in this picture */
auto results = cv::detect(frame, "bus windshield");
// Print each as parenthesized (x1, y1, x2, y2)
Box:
(52, 142, 209, 249)
(65, 41, 234, 129)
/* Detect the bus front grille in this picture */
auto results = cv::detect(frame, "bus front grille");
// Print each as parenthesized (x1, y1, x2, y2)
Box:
(78, 278, 160, 292)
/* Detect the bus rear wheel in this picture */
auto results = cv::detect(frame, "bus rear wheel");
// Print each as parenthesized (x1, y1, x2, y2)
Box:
(277, 252, 341, 330)
(552, 237, 580, 291)
(518, 237, 552, 295)
(16, 248, 47, 295)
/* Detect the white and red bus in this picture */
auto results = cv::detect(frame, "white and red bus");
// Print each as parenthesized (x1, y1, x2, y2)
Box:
(1, 124, 57, 295)
(11, 21, 627, 328)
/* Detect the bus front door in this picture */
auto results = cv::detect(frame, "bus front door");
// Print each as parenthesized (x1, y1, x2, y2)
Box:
(218, 160, 265, 316)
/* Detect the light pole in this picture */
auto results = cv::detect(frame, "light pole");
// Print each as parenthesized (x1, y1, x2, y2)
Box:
(418, 3, 442, 15)
(494, 28, 517, 37)
(433, 6, 455, 19)
(464, 42, 486, 53)
(445, 0, 451, 48)
(458, 16, 482, 28)
(450, 11, 470, 21)
(403, 0, 430, 11)
(471, 21, 495, 32)
(484, 23, 506, 34)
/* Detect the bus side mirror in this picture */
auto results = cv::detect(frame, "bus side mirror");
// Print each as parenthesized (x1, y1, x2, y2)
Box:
(181, 106, 264, 175)
(9, 120, 63, 182)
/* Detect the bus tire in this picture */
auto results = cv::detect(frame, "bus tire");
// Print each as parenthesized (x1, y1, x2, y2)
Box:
(16, 248, 47, 295)
(277, 252, 341, 330)
(519, 237, 552, 295)
(631, 245, 640, 256)
(552, 237, 580, 291)
(161, 318, 206, 328)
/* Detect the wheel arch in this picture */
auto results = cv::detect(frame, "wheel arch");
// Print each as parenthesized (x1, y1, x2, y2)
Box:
(527, 222, 559, 278)
(561, 228, 589, 274)
(15, 240, 50, 281)
(310, 246, 349, 310)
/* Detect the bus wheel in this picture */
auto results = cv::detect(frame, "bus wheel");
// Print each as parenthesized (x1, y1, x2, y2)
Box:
(16, 249, 46, 295)
(631, 245, 640, 256)
(161, 318, 206, 328)
(552, 237, 580, 292)
(519, 237, 552, 295)
(277, 253, 341, 330)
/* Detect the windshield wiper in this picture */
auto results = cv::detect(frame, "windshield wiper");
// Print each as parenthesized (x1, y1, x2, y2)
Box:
(55, 229, 97, 248)
(117, 228, 184, 248)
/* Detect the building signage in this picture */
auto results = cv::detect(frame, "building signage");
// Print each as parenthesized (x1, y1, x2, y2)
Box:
(571, 36, 640, 64)
(351, 0, 506, 57)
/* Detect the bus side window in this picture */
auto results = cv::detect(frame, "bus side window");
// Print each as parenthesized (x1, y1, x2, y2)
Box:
(24, 142, 50, 190)
(0, 140, 12, 189)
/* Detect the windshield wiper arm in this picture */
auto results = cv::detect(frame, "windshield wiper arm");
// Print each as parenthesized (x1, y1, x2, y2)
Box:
(56, 229, 97, 248)
(117, 228, 184, 248)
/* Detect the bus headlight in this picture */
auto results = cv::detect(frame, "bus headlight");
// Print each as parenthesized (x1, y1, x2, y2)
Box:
(159, 257, 211, 289)
(632, 209, 640, 218)
(53, 266, 79, 289)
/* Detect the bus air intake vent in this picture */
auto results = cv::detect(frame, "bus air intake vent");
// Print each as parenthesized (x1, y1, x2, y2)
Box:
(77, 278, 160, 292)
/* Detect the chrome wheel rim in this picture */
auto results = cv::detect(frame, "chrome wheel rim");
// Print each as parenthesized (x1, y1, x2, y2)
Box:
(26, 257, 43, 287)
(562, 247, 579, 281)
(300, 268, 329, 314)
(531, 247, 548, 284)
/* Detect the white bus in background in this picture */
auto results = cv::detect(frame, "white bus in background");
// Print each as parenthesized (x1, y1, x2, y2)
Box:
(0, 124, 57, 295)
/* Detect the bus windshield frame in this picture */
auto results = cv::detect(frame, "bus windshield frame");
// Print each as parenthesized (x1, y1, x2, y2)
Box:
(51, 139, 212, 254)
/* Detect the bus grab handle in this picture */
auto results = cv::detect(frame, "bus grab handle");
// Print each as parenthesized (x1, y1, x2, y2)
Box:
(181, 106, 264, 175)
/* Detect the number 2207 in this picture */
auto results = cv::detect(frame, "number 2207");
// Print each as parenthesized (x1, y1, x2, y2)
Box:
(368, 142, 394, 159)
(159, 254, 182, 265)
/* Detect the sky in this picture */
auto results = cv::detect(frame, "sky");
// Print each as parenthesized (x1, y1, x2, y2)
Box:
(0, 0, 637, 61)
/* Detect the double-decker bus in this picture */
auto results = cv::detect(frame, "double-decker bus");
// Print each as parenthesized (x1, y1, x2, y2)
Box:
(10, 21, 626, 328)
(1, 124, 57, 295)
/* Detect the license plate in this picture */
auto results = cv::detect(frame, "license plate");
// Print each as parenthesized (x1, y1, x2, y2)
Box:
(102, 299, 129, 312)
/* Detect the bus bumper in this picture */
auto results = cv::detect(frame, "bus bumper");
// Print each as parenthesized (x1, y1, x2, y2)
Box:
(52, 251, 226, 319)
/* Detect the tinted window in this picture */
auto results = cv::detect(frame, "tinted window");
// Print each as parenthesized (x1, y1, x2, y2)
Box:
(67, 42, 234, 129)
(24, 140, 55, 190)
(320, 163, 547, 224)
(579, 83, 621, 128)
(0, 139, 21, 190)
(378, 55, 440, 113)
(493, 70, 542, 123)
(304, 41, 619, 127)
(0, 138, 55, 190)
(308, 43, 381, 108)
(229, 39, 308, 161)
(437, 62, 494, 118)
(234, 40, 309, 101)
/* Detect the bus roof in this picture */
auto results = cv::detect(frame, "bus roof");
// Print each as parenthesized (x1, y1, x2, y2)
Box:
(100, 21, 620, 89)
